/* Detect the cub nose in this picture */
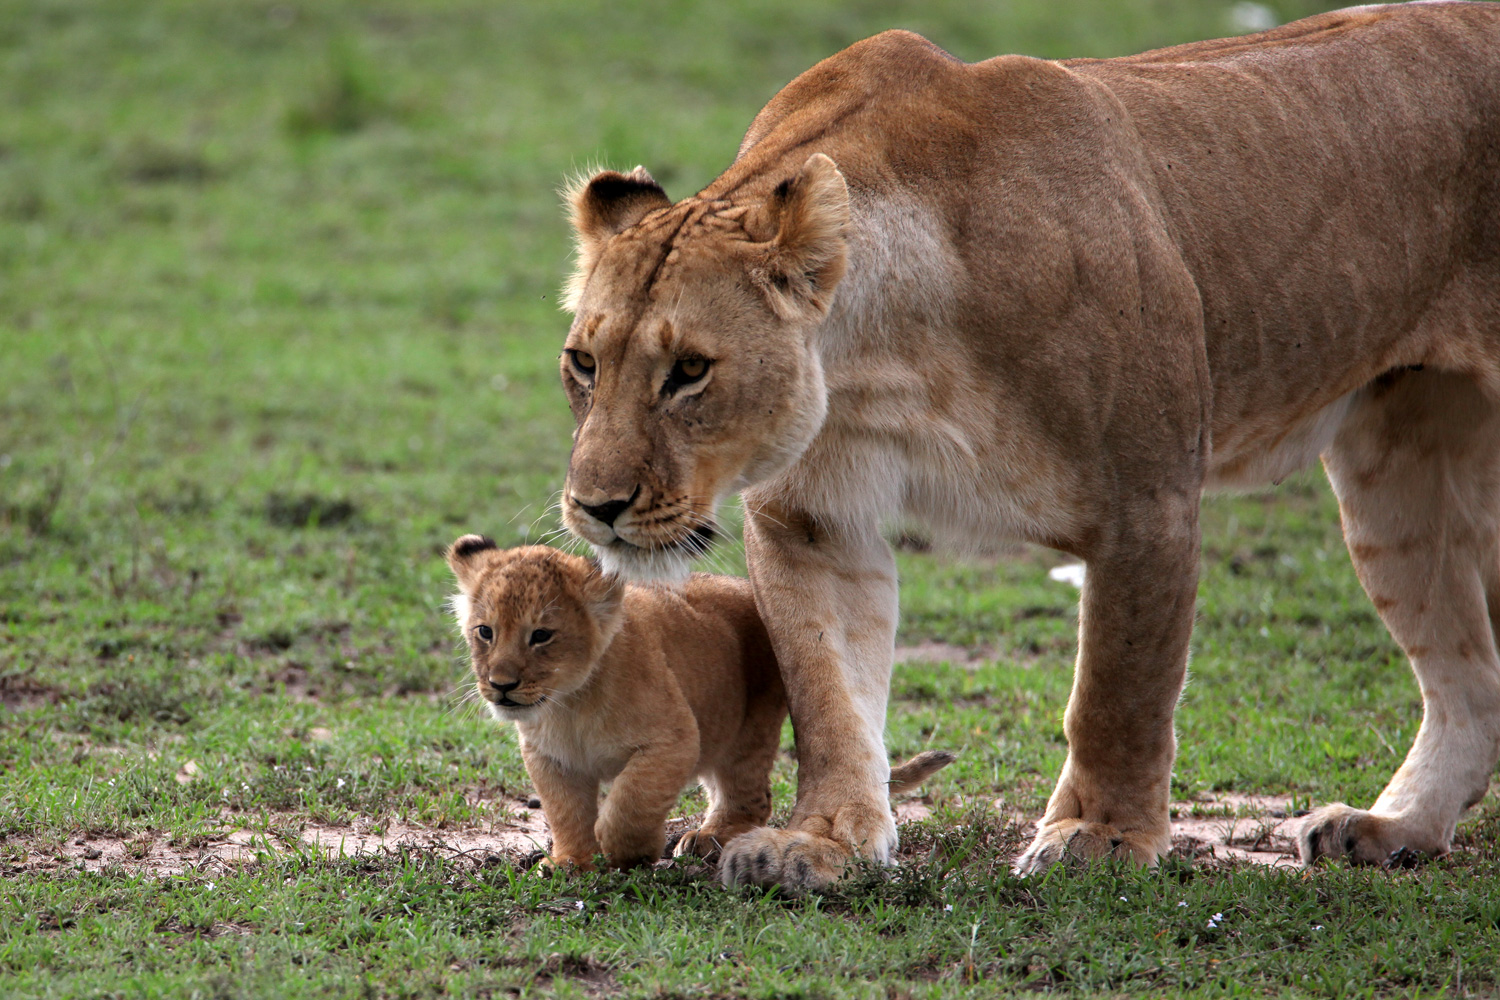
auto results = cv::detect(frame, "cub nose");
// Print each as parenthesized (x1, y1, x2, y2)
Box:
(489, 679, 520, 695)
(571, 485, 640, 527)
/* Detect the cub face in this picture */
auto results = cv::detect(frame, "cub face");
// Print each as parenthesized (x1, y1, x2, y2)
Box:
(559, 154, 850, 580)
(445, 536, 624, 722)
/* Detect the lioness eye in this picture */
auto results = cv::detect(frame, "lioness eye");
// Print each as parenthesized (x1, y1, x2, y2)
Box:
(528, 628, 553, 646)
(665, 356, 710, 392)
(475, 624, 493, 642)
(568, 350, 596, 376)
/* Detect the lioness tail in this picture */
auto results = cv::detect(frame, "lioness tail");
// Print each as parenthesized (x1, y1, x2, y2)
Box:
(887, 749, 957, 795)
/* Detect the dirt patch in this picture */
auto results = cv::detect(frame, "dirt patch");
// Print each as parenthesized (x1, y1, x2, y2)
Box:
(8, 792, 1302, 877)
(531, 954, 618, 997)
(0, 670, 69, 709)
(13, 833, 231, 877)
(299, 812, 547, 861)
(894, 799, 934, 824)
(978, 791, 1302, 868)
(895, 642, 993, 667)
(12, 799, 551, 877)
(1170, 793, 1302, 867)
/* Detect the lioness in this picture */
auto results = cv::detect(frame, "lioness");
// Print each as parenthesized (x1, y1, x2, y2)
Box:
(556, 3, 1500, 889)
(446, 536, 953, 869)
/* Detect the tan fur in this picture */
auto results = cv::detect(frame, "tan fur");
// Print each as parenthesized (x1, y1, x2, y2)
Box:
(556, 3, 1500, 888)
(445, 537, 952, 870)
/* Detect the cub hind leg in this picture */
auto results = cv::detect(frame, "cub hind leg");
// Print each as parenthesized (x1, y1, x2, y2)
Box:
(1300, 368, 1500, 864)
(674, 685, 786, 861)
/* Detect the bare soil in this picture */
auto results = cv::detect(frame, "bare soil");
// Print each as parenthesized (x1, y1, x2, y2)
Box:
(11, 792, 1301, 877)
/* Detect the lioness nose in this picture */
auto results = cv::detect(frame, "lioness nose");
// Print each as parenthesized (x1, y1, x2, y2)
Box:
(572, 486, 639, 527)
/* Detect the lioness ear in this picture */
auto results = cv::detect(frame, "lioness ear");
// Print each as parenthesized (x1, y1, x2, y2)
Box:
(756, 153, 850, 318)
(563, 167, 672, 312)
(445, 534, 498, 592)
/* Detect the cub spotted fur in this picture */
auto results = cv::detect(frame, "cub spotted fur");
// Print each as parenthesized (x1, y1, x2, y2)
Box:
(446, 535, 951, 870)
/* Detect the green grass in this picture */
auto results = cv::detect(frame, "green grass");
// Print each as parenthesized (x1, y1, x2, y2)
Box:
(4, 0, 1499, 996)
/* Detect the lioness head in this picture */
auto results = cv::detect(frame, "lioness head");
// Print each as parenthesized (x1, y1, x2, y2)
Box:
(559, 153, 850, 579)
(445, 535, 624, 721)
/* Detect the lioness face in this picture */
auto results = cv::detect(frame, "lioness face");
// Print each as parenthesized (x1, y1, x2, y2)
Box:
(445, 537, 624, 721)
(559, 155, 850, 579)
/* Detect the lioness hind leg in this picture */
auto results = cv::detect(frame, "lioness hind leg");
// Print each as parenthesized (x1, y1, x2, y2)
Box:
(1301, 369, 1500, 865)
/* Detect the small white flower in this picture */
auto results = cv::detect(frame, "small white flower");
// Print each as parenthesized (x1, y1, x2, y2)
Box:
(336, 778, 346, 789)
(205, 882, 215, 891)
(1177, 901, 1188, 908)
(574, 900, 585, 911)
(1048, 563, 1086, 588)
(1119, 896, 1127, 902)
(1313, 924, 1324, 931)
(944, 904, 953, 912)
(1212, 912, 1224, 921)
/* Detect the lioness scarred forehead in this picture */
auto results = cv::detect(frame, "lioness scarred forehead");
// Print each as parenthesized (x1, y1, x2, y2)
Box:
(559, 155, 849, 580)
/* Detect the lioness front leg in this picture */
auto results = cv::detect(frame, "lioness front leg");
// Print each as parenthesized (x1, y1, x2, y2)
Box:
(1014, 500, 1200, 874)
(721, 501, 897, 891)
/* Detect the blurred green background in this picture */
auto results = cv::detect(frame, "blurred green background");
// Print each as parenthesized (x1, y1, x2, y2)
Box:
(12, 3, 1499, 998)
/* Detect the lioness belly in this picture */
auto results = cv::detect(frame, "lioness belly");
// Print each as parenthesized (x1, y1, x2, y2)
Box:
(1205, 392, 1354, 491)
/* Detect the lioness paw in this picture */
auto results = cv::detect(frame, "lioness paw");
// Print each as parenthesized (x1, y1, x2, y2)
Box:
(1296, 804, 1442, 867)
(1014, 819, 1166, 875)
(719, 828, 851, 892)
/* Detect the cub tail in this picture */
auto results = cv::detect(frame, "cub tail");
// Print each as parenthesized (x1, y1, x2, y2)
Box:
(887, 749, 956, 795)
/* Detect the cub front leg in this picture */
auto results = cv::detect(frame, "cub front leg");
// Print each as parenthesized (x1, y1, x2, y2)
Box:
(721, 501, 897, 891)
(596, 723, 700, 868)
(521, 745, 602, 870)
(1014, 499, 1200, 874)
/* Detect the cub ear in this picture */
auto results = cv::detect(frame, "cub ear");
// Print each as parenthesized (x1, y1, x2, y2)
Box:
(446, 534, 498, 591)
(563, 167, 672, 312)
(580, 563, 626, 633)
(755, 153, 850, 318)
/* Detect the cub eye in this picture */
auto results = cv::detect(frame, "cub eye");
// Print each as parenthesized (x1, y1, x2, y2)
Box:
(474, 624, 493, 642)
(528, 628, 554, 646)
(568, 350, 596, 377)
(664, 356, 711, 393)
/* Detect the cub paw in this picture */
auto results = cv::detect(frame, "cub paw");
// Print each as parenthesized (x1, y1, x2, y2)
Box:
(1296, 803, 1441, 867)
(719, 828, 851, 892)
(672, 827, 734, 861)
(1013, 819, 1166, 875)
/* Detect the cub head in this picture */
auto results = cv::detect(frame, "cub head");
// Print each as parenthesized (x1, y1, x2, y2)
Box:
(559, 153, 850, 579)
(445, 535, 625, 722)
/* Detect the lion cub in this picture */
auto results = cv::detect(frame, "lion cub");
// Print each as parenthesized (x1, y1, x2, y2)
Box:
(447, 535, 952, 870)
